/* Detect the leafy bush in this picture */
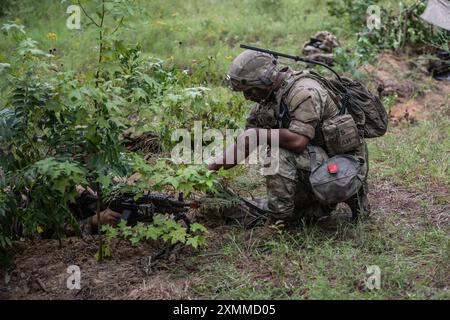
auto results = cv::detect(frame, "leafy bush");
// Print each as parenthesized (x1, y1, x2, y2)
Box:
(100, 217, 208, 260)
(327, 0, 379, 32)
(330, 0, 450, 63)
(0, 1, 220, 260)
(356, 2, 449, 65)
(0, 0, 10, 17)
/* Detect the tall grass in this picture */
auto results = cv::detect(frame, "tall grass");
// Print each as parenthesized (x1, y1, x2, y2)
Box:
(369, 116, 450, 188)
(0, 0, 350, 81)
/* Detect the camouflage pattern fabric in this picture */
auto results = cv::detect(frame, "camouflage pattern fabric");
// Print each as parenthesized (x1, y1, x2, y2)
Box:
(302, 31, 340, 66)
(77, 216, 95, 235)
(264, 147, 333, 221)
(245, 70, 370, 221)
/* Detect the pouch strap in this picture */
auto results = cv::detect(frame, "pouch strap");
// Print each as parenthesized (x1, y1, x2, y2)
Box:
(307, 145, 319, 170)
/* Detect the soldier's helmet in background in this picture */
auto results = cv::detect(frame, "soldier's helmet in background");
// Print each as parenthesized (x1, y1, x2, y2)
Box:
(227, 50, 278, 91)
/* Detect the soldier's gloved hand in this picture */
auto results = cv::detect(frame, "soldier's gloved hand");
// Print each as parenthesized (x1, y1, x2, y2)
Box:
(91, 208, 121, 229)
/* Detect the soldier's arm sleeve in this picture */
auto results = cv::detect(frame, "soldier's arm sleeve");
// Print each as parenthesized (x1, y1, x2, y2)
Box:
(284, 86, 321, 140)
(78, 216, 95, 235)
(61, 215, 95, 237)
(244, 104, 260, 130)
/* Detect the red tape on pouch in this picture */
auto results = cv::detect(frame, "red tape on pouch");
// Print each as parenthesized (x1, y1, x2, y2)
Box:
(328, 164, 338, 173)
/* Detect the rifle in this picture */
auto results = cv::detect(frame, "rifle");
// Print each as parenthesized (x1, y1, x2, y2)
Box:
(107, 191, 200, 227)
(70, 190, 200, 267)
(106, 191, 200, 264)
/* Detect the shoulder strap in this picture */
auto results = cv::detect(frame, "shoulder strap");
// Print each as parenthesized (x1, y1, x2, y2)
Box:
(278, 101, 290, 129)
(299, 70, 350, 115)
(276, 73, 300, 129)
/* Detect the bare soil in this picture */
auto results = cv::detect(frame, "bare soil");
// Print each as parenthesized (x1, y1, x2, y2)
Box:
(1, 180, 447, 300)
(362, 49, 450, 125)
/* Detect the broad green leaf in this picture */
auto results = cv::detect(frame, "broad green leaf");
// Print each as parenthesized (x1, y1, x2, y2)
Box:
(190, 223, 207, 233)
(186, 236, 199, 249)
(96, 175, 112, 188)
(145, 225, 161, 241)
(168, 227, 187, 244)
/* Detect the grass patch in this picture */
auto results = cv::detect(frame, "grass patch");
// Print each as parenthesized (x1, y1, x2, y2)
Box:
(368, 116, 450, 189)
(0, 0, 352, 83)
(189, 213, 449, 299)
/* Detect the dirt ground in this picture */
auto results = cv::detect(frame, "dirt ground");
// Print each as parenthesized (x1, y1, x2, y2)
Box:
(0, 178, 448, 300)
(362, 49, 450, 125)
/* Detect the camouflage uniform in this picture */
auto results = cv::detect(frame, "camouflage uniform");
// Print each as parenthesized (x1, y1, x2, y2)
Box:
(245, 69, 370, 222)
(302, 31, 340, 66)
(77, 216, 96, 235)
(68, 192, 98, 235)
(11, 194, 97, 238)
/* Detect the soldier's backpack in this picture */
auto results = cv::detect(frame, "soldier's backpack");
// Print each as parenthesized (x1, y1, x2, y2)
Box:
(301, 72, 385, 203)
(240, 45, 388, 139)
(306, 71, 389, 139)
(291, 72, 386, 203)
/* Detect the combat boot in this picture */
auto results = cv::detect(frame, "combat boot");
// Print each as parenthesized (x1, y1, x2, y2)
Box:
(346, 190, 371, 220)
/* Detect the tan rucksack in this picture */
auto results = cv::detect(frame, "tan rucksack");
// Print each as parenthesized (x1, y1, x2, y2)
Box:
(306, 71, 389, 139)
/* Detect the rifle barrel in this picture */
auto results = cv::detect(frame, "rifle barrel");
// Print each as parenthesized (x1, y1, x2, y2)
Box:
(239, 44, 342, 82)
(240, 44, 299, 61)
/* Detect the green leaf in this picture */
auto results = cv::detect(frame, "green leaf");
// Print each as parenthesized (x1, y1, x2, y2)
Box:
(98, 117, 108, 129)
(189, 235, 206, 248)
(190, 223, 207, 233)
(69, 89, 82, 101)
(130, 236, 141, 246)
(96, 175, 112, 188)
(103, 225, 118, 239)
(145, 225, 162, 241)
(103, 244, 111, 257)
(132, 87, 148, 101)
(120, 225, 132, 239)
(186, 236, 199, 249)
(217, 167, 229, 177)
(118, 219, 128, 229)
(142, 74, 157, 87)
(164, 176, 180, 189)
(163, 219, 178, 230)
(168, 226, 187, 244)
(152, 214, 166, 226)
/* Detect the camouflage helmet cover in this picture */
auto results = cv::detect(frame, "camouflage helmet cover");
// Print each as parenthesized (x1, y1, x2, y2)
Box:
(227, 50, 278, 91)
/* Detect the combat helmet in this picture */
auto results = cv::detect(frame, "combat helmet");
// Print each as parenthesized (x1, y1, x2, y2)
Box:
(227, 50, 278, 91)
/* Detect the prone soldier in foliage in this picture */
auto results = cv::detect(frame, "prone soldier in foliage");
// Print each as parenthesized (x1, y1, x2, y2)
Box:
(208, 47, 388, 229)
(13, 184, 196, 238)
(74, 188, 196, 234)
